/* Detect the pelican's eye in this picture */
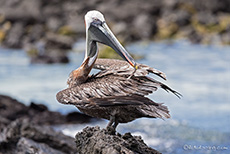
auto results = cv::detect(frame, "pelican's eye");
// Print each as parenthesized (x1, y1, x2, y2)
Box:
(91, 18, 103, 26)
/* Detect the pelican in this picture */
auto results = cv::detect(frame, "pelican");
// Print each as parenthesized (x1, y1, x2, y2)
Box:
(56, 10, 181, 131)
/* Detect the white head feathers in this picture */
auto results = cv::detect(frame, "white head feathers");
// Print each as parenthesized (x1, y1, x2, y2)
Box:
(84, 10, 105, 30)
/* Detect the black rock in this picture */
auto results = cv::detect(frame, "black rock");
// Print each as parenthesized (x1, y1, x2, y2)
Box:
(0, 0, 43, 23)
(25, 32, 75, 64)
(132, 13, 157, 39)
(221, 31, 230, 44)
(30, 53, 69, 64)
(0, 118, 76, 154)
(1, 0, 230, 53)
(0, 94, 96, 130)
(16, 137, 65, 154)
(3, 22, 24, 48)
(187, 28, 203, 44)
(75, 126, 161, 154)
(188, 0, 230, 13)
(195, 11, 218, 25)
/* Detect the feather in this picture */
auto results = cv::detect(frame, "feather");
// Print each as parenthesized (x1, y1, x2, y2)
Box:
(78, 95, 171, 119)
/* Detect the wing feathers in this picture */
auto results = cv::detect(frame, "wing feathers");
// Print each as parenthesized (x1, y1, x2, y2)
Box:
(94, 59, 167, 80)
(57, 58, 181, 106)
(83, 95, 170, 119)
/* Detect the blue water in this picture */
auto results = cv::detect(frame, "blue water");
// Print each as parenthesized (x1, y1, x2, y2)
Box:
(0, 40, 229, 154)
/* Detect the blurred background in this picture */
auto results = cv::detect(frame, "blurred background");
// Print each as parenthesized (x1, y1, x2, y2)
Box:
(0, 0, 229, 153)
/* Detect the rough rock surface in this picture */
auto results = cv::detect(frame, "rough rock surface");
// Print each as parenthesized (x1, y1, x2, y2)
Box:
(75, 126, 161, 154)
(0, 94, 95, 130)
(0, 118, 76, 154)
(1, 0, 230, 63)
(0, 94, 97, 153)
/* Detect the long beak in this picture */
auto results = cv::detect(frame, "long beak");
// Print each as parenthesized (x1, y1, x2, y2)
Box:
(88, 21, 138, 69)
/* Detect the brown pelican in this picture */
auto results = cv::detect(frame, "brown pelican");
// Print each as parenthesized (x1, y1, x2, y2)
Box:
(56, 10, 181, 131)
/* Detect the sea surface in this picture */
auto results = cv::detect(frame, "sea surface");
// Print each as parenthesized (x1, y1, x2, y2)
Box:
(0, 40, 229, 154)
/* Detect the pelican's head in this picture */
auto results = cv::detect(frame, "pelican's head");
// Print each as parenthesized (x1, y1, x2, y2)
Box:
(84, 10, 137, 69)
(85, 10, 105, 30)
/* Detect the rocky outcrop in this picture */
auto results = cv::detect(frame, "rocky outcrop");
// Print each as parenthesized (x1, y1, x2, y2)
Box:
(75, 126, 161, 154)
(0, 119, 161, 154)
(0, 118, 77, 154)
(0, 94, 95, 130)
(1, 0, 230, 63)
(0, 94, 82, 153)
(0, 95, 161, 153)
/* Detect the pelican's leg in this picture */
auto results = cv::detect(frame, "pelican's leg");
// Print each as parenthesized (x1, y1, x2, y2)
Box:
(106, 116, 115, 128)
(112, 121, 119, 130)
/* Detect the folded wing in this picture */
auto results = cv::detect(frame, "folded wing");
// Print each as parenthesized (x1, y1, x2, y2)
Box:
(56, 59, 181, 105)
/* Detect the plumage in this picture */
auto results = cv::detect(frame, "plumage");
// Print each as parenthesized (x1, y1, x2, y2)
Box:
(56, 10, 181, 131)
(57, 58, 181, 129)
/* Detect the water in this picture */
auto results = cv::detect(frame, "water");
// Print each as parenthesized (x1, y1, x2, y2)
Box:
(0, 40, 229, 153)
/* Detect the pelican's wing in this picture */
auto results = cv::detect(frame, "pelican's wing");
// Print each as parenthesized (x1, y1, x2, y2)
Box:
(94, 58, 167, 80)
(80, 95, 170, 119)
(56, 71, 181, 105)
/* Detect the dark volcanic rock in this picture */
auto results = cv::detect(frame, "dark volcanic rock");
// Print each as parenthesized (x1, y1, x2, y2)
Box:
(187, 28, 203, 44)
(1, 0, 230, 57)
(16, 137, 65, 154)
(132, 13, 157, 40)
(0, 118, 76, 154)
(162, 10, 191, 27)
(188, 0, 230, 13)
(75, 126, 161, 154)
(30, 52, 69, 64)
(195, 12, 218, 25)
(0, 94, 95, 130)
(25, 32, 74, 64)
(221, 31, 230, 44)
(0, 0, 42, 23)
(3, 22, 24, 48)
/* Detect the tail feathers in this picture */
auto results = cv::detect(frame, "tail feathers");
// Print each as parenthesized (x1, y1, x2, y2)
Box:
(80, 95, 171, 119)
(143, 76, 182, 98)
(139, 103, 170, 119)
(83, 95, 157, 106)
(160, 84, 183, 99)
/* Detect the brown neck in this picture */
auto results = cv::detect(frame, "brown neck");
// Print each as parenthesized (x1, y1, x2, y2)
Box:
(67, 57, 95, 87)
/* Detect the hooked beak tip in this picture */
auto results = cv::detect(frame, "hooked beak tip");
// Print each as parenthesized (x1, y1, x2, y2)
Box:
(129, 61, 138, 70)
